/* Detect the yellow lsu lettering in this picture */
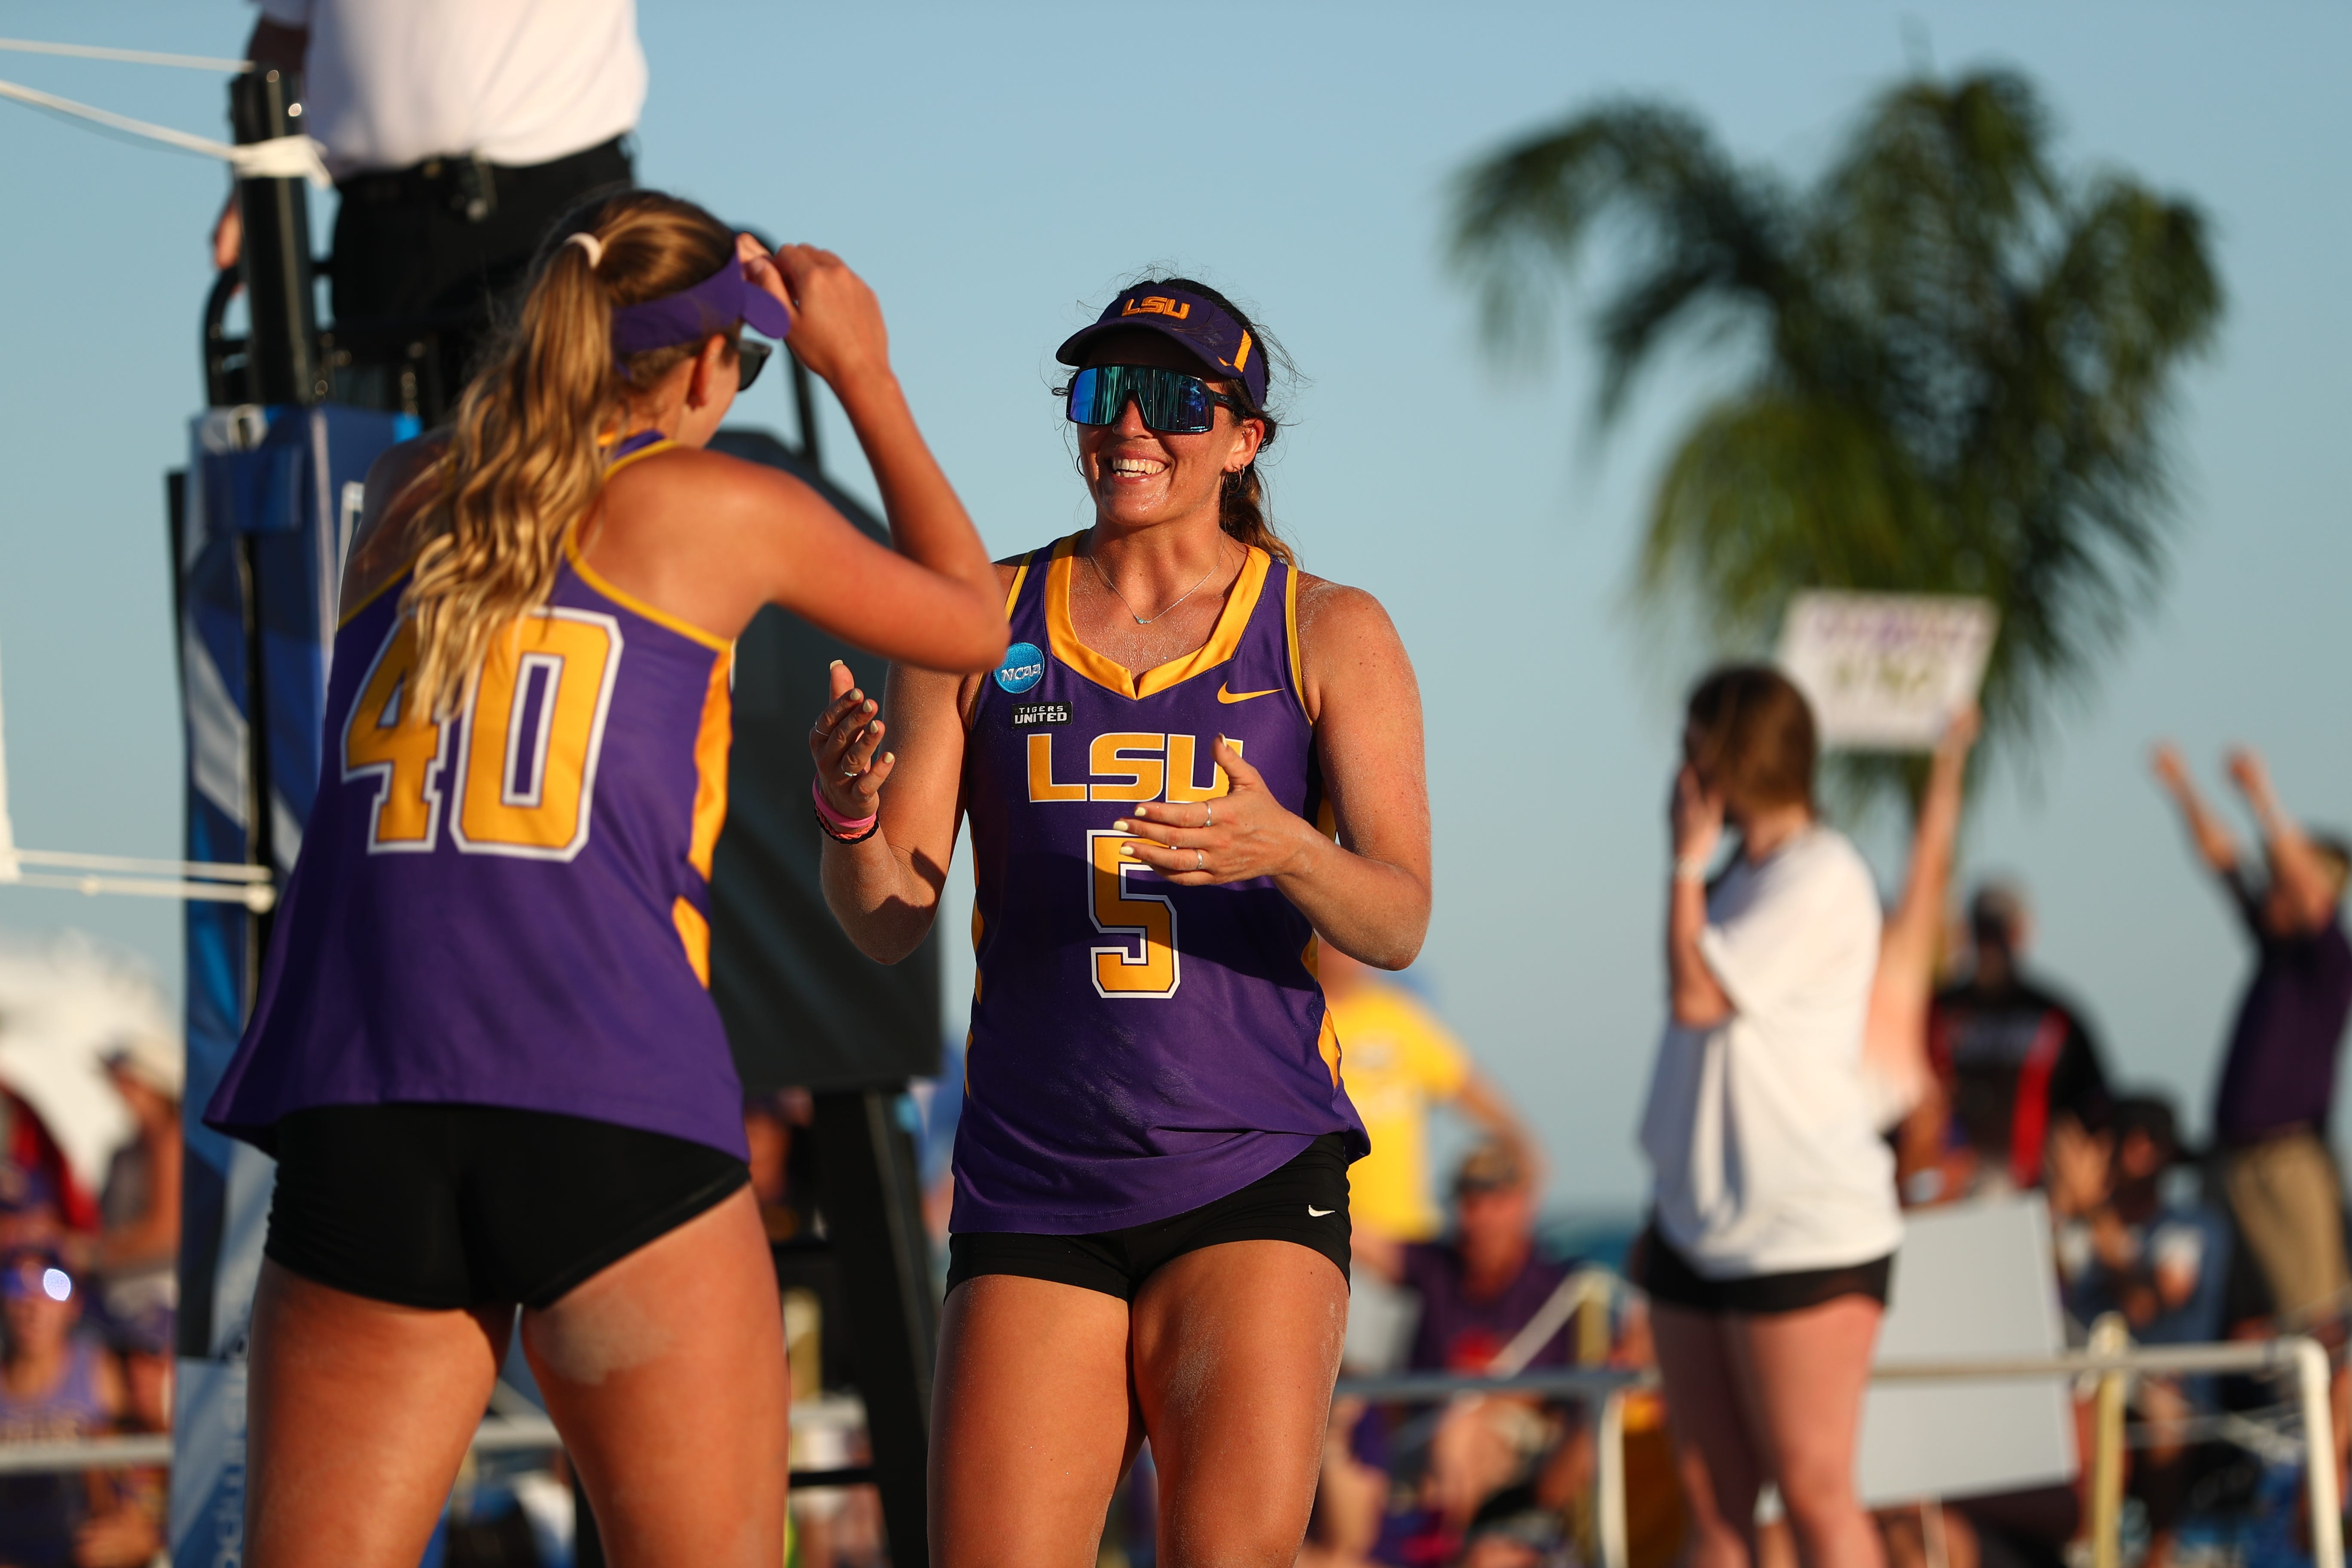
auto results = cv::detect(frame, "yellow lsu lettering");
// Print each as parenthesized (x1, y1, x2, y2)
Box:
(1120, 296, 1191, 320)
(1024, 732, 1242, 804)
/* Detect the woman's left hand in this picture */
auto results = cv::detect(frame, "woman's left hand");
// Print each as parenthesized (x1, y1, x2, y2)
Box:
(1113, 737, 1318, 886)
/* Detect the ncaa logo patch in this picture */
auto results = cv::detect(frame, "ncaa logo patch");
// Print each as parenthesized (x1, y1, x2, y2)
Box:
(994, 642, 1047, 695)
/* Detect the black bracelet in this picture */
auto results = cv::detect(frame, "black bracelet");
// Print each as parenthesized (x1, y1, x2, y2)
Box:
(814, 804, 881, 845)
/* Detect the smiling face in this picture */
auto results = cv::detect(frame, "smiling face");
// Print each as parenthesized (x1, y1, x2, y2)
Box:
(1075, 329, 1263, 533)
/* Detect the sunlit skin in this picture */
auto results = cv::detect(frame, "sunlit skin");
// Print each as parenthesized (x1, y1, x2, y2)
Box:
(242, 234, 1005, 1568)
(806, 316, 1429, 1565)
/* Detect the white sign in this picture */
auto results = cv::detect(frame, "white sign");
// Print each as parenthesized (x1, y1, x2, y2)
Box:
(1858, 1195, 2075, 1507)
(1775, 592, 1997, 751)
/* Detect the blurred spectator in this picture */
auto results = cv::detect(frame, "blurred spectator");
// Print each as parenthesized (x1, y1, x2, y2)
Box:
(0, 1251, 126, 1568)
(2047, 1095, 2226, 1568)
(743, 1090, 818, 1246)
(1328, 1143, 1583, 1565)
(1325, 947, 1534, 1244)
(215, 0, 645, 415)
(92, 1042, 180, 1359)
(0, 1167, 61, 1256)
(1642, 665, 1893, 1568)
(1917, 880, 2111, 1197)
(2151, 743, 2352, 1326)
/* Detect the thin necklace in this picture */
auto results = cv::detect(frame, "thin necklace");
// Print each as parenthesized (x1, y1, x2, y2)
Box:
(1087, 539, 1227, 625)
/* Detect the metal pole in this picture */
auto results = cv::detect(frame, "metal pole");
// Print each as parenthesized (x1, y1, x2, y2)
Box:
(227, 69, 322, 406)
(2087, 1314, 2128, 1568)
(1595, 1387, 1629, 1568)
(2294, 1336, 2345, 1568)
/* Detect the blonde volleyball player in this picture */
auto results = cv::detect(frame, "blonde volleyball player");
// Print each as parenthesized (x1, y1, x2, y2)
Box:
(206, 191, 1004, 1567)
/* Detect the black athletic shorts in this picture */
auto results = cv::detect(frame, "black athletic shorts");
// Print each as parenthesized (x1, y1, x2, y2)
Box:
(266, 1104, 749, 1311)
(1635, 1222, 1893, 1315)
(946, 1133, 1352, 1302)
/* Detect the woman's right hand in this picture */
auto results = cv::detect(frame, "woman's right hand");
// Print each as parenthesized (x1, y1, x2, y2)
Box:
(1670, 764, 1724, 868)
(810, 661, 895, 825)
(760, 242, 891, 391)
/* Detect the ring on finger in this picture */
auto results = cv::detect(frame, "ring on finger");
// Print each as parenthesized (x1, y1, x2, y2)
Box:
(1202, 804, 1213, 830)
(1195, 848, 1206, 872)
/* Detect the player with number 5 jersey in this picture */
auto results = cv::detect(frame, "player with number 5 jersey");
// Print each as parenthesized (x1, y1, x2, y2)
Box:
(204, 191, 1006, 1568)
(810, 279, 1430, 1568)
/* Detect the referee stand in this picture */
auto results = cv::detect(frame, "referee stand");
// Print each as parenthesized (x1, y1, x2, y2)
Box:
(175, 67, 943, 1568)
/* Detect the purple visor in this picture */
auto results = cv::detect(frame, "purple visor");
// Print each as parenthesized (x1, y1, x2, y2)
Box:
(611, 258, 793, 356)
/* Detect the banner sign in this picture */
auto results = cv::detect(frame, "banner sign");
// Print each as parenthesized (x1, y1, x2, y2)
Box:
(1774, 591, 1997, 751)
(172, 402, 411, 1568)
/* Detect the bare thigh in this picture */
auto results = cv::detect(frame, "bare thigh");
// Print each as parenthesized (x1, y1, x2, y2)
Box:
(1651, 1302, 1763, 1568)
(930, 1273, 1136, 1568)
(244, 1262, 511, 1568)
(1727, 1296, 1885, 1568)
(1131, 1240, 1349, 1568)
(521, 1187, 788, 1568)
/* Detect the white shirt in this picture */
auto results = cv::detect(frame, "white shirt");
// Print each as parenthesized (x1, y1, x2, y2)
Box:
(1639, 826, 1902, 1278)
(256, 0, 646, 180)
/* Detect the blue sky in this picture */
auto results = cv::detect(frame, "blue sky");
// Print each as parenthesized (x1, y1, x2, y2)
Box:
(0, 2, 2345, 1206)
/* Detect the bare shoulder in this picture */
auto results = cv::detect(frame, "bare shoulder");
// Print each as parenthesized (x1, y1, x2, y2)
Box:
(342, 433, 449, 601)
(1294, 570, 1403, 653)
(1291, 570, 1413, 722)
(603, 442, 818, 518)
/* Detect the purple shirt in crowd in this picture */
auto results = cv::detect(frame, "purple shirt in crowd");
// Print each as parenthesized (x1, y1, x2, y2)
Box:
(1400, 1242, 1573, 1373)
(2211, 881, 2352, 1146)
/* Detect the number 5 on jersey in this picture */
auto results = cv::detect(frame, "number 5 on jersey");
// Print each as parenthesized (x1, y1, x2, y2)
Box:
(343, 610, 623, 858)
(1088, 829, 1180, 999)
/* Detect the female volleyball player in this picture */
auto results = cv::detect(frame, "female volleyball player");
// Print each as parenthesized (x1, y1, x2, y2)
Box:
(1638, 666, 1897, 1568)
(810, 279, 1430, 1566)
(204, 190, 1006, 1568)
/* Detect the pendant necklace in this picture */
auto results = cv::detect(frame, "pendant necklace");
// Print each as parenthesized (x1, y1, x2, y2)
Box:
(1088, 539, 1227, 625)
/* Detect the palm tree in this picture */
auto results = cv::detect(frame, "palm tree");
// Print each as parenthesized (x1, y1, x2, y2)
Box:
(1452, 70, 2221, 802)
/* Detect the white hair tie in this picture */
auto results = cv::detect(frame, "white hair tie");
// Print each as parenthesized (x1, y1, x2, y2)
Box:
(566, 231, 605, 270)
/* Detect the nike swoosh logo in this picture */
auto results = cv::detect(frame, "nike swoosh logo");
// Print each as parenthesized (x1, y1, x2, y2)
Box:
(1307, 1205, 1335, 1217)
(1217, 683, 1280, 704)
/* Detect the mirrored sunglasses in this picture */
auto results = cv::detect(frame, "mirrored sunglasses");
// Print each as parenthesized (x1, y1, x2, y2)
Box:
(1064, 364, 1250, 437)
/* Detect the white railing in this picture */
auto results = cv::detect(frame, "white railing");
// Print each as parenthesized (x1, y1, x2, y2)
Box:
(0, 1335, 2332, 1568)
(1334, 1331, 2342, 1568)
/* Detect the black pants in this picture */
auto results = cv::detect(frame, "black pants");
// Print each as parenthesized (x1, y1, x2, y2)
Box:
(329, 135, 633, 417)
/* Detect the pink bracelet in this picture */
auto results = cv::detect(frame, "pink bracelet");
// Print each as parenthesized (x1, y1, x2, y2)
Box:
(811, 777, 879, 839)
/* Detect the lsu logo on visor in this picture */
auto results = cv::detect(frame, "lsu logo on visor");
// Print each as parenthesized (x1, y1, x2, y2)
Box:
(994, 641, 1047, 695)
(1121, 296, 1191, 320)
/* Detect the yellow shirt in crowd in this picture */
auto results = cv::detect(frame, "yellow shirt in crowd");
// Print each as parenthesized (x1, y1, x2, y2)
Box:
(1332, 981, 1471, 1240)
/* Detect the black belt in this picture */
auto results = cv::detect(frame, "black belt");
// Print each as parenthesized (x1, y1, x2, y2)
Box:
(335, 134, 630, 223)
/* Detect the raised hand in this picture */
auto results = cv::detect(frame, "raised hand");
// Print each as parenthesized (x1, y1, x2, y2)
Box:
(2224, 746, 2271, 803)
(763, 243, 890, 390)
(1112, 737, 1317, 886)
(2149, 740, 2191, 794)
(808, 661, 894, 825)
(1670, 764, 1724, 870)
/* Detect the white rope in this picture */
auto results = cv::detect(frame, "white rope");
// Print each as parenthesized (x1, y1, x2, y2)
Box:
(0, 75, 328, 187)
(0, 37, 249, 72)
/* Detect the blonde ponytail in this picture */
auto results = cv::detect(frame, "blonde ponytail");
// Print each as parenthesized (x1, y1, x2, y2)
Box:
(402, 190, 738, 718)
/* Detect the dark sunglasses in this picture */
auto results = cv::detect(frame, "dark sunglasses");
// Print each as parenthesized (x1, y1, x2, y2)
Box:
(1064, 364, 1250, 436)
(736, 339, 775, 391)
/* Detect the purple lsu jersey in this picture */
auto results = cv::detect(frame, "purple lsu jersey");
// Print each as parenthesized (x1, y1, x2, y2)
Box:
(205, 454, 746, 1158)
(953, 534, 1368, 1234)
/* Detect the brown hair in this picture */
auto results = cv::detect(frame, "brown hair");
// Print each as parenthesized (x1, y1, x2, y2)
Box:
(402, 190, 740, 719)
(1684, 665, 1818, 816)
(1104, 276, 1298, 567)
